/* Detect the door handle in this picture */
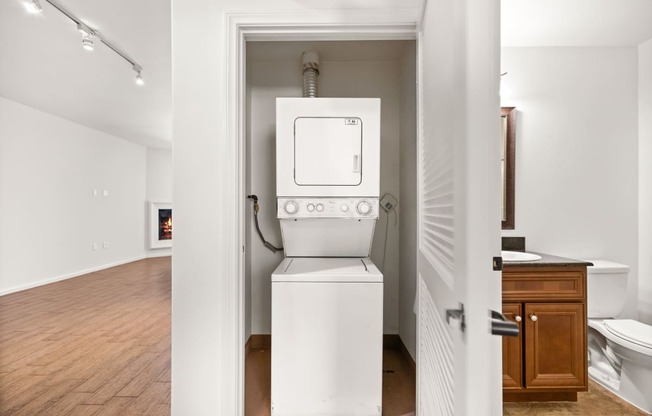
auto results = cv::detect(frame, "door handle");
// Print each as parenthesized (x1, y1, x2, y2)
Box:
(353, 154, 360, 172)
(490, 310, 519, 337)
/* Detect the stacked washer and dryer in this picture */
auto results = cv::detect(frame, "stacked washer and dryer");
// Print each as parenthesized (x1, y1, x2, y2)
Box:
(271, 97, 383, 415)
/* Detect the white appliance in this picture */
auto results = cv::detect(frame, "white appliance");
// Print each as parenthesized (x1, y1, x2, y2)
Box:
(271, 97, 383, 415)
(275, 97, 381, 258)
(276, 97, 380, 198)
(271, 257, 383, 415)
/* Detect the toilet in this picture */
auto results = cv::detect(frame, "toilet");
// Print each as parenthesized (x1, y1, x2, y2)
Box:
(587, 260, 652, 413)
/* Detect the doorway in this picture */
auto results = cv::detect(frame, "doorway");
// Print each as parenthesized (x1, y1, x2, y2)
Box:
(242, 39, 418, 414)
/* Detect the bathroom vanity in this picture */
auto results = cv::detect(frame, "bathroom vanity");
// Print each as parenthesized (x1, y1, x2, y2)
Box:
(502, 253, 593, 402)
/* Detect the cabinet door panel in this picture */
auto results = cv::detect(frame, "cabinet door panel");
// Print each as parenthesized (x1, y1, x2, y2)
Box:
(524, 303, 586, 388)
(502, 303, 523, 389)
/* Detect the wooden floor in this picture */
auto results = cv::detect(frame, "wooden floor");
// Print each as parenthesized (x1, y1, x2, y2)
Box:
(503, 380, 651, 416)
(1, 257, 648, 415)
(244, 343, 417, 416)
(0, 257, 171, 415)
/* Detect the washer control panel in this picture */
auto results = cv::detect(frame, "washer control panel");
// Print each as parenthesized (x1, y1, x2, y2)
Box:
(277, 197, 379, 219)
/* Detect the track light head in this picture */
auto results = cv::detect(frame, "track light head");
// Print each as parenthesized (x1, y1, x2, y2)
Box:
(135, 71, 144, 86)
(23, 0, 43, 14)
(81, 34, 94, 51)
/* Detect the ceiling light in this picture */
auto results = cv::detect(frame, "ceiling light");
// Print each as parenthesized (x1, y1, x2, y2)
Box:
(25, 0, 144, 85)
(23, 0, 43, 13)
(81, 34, 94, 51)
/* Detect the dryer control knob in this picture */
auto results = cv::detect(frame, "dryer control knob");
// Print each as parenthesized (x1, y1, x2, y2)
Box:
(316, 204, 324, 212)
(341, 204, 349, 212)
(307, 203, 315, 212)
(357, 200, 372, 215)
(284, 200, 299, 214)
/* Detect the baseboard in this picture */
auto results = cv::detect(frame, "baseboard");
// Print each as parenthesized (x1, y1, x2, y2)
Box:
(146, 250, 172, 258)
(0, 255, 147, 297)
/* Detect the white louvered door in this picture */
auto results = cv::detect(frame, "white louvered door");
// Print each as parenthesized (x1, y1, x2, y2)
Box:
(416, 0, 502, 415)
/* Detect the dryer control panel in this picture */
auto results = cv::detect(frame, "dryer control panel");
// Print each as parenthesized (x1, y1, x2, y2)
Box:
(277, 197, 379, 219)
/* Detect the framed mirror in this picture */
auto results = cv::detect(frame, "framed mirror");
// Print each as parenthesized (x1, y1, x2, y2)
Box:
(501, 107, 515, 229)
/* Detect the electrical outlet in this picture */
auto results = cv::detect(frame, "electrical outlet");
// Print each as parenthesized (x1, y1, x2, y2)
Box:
(380, 193, 398, 213)
(92, 243, 98, 251)
(103, 190, 109, 197)
(103, 241, 109, 249)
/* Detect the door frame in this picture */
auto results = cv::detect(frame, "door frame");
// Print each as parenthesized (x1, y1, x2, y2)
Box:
(225, 12, 419, 413)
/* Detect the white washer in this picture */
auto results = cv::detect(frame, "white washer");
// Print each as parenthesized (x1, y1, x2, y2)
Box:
(271, 257, 383, 416)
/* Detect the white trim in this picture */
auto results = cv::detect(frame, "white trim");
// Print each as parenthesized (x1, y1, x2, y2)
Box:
(0, 255, 147, 297)
(227, 12, 418, 414)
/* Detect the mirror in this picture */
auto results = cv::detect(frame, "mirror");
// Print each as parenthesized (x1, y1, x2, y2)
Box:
(501, 107, 515, 229)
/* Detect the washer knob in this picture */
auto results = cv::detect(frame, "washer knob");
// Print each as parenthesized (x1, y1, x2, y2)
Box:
(316, 204, 324, 212)
(357, 200, 372, 215)
(284, 200, 299, 214)
(341, 204, 349, 212)
(307, 203, 315, 212)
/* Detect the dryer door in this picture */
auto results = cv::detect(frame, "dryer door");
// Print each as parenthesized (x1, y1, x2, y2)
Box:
(294, 117, 362, 186)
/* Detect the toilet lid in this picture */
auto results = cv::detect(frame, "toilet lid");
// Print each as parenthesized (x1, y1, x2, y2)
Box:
(604, 319, 652, 349)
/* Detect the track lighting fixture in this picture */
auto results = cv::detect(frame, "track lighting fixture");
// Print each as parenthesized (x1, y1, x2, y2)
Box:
(23, 0, 43, 13)
(23, 0, 144, 85)
(81, 34, 94, 51)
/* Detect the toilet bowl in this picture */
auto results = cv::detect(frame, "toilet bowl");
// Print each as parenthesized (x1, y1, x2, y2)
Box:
(587, 260, 652, 414)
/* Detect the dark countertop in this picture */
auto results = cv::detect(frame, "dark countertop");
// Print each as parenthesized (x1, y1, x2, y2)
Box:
(503, 251, 593, 268)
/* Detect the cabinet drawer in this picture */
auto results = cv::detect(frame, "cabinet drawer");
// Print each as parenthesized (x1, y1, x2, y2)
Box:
(503, 269, 585, 301)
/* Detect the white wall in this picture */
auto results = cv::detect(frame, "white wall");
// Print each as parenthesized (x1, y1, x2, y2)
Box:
(398, 44, 417, 359)
(246, 43, 412, 335)
(501, 47, 640, 318)
(639, 38, 652, 324)
(0, 97, 147, 295)
(146, 148, 173, 258)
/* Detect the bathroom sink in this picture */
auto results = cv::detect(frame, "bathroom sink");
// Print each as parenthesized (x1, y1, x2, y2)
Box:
(501, 251, 542, 262)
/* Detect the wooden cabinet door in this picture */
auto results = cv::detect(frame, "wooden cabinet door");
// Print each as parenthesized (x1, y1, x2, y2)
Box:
(502, 303, 523, 389)
(524, 303, 586, 388)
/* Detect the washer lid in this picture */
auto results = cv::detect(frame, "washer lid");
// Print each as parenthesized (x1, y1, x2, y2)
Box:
(272, 257, 383, 283)
(604, 319, 652, 349)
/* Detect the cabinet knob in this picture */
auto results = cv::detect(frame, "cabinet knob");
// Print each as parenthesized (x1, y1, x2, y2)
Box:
(530, 314, 538, 322)
(514, 315, 522, 322)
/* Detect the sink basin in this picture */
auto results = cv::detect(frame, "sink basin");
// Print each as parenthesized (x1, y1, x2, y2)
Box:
(501, 251, 542, 262)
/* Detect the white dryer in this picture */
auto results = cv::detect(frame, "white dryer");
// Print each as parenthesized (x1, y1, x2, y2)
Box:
(275, 97, 381, 258)
(271, 257, 383, 416)
(276, 97, 380, 198)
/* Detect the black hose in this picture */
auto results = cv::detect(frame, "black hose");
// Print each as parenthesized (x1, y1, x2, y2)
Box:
(247, 195, 283, 254)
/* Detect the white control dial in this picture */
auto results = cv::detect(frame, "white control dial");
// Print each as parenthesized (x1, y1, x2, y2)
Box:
(284, 200, 299, 214)
(307, 203, 315, 212)
(316, 204, 324, 212)
(356, 200, 372, 215)
(340, 204, 349, 212)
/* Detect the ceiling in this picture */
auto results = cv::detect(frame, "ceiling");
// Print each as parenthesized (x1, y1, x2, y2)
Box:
(0, 0, 171, 148)
(1, 0, 651, 149)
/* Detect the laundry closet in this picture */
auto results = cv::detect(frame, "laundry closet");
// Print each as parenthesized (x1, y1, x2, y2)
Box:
(244, 39, 417, 413)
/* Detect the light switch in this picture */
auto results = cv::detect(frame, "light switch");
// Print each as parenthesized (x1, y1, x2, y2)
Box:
(103, 190, 109, 197)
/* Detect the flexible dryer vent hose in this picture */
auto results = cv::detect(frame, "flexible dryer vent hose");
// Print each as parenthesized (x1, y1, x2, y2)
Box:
(302, 50, 320, 98)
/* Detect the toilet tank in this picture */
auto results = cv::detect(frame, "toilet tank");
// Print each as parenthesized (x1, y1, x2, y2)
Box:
(586, 260, 630, 318)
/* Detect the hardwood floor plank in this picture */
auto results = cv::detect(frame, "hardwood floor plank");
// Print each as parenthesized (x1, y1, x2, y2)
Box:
(0, 257, 171, 415)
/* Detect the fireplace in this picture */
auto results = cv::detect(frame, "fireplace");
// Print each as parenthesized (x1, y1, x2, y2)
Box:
(150, 202, 172, 249)
(158, 209, 172, 240)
